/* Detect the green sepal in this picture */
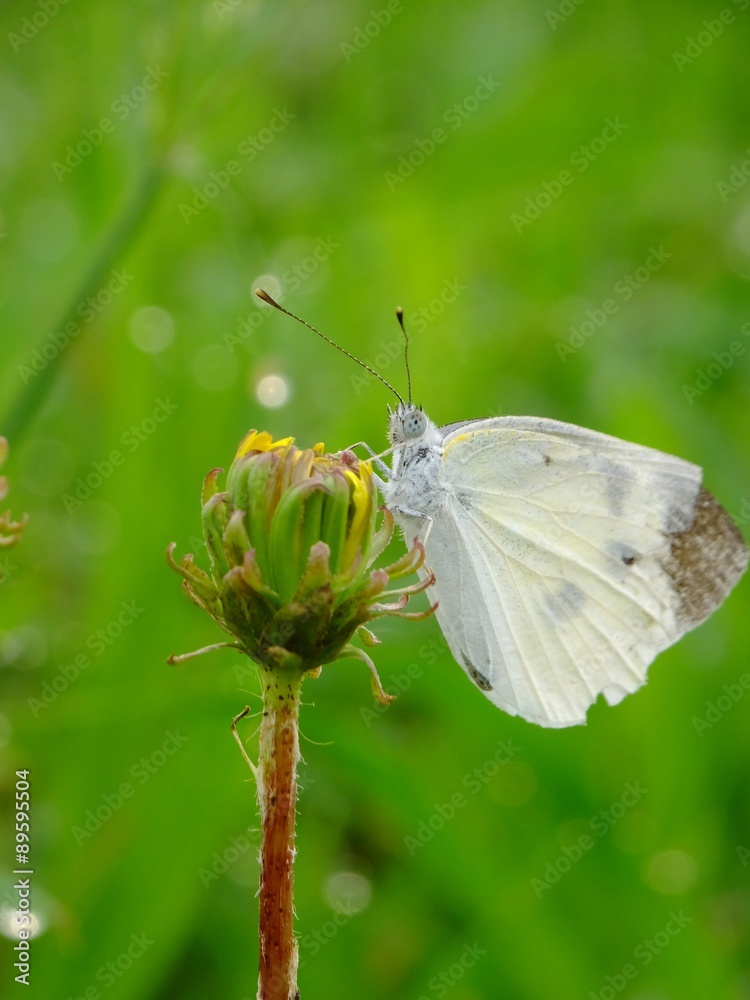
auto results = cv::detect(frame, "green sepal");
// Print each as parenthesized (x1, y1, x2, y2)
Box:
(268, 479, 323, 601)
(226, 452, 273, 575)
(182, 578, 225, 622)
(356, 625, 380, 647)
(223, 508, 252, 569)
(240, 549, 281, 602)
(201, 467, 223, 504)
(221, 565, 279, 651)
(202, 492, 231, 579)
(225, 453, 252, 515)
(298, 484, 327, 577)
(319, 472, 350, 574)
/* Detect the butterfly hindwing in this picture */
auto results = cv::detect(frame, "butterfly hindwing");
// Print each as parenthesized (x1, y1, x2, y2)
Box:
(399, 416, 748, 727)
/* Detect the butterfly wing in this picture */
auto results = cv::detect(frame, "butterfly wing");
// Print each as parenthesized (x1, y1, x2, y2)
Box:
(407, 416, 747, 727)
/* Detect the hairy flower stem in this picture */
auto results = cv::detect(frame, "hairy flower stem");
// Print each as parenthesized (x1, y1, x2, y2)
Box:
(257, 666, 303, 1000)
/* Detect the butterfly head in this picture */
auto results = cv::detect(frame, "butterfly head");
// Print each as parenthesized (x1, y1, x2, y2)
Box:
(388, 402, 431, 446)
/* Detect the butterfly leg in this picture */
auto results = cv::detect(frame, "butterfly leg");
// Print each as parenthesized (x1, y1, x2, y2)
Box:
(347, 441, 393, 478)
(390, 506, 435, 546)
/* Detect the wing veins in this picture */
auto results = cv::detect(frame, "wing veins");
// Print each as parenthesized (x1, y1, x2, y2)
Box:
(461, 505, 650, 712)
(456, 467, 693, 506)
(455, 503, 581, 717)
(457, 496, 670, 625)
(459, 500, 667, 646)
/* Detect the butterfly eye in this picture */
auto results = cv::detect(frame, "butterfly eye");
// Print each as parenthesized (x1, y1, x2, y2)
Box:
(403, 410, 427, 439)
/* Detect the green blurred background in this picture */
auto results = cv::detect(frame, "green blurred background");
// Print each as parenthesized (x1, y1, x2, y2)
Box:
(1, 1, 749, 997)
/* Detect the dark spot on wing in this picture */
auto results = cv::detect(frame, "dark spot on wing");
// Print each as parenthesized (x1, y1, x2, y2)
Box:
(605, 541, 639, 571)
(558, 582, 584, 613)
(543, 454, 552, 465)
(598, 459, 632, 518)
(542, 582, 585, 624)
(663, 486, 749, 628)
(461, 651, 492, 691)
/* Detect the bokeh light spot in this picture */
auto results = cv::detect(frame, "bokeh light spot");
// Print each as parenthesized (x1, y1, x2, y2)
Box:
(251, 273, 283, 303)
(255, 373, 290, 408)
(644, 849, 698, 894)
(324, 871, 372, 914)
(129, 306, 176, 354)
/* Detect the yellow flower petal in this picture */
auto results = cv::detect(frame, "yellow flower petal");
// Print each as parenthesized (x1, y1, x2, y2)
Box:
(343, 463, 373, 564)
(235, 429, 295, 459)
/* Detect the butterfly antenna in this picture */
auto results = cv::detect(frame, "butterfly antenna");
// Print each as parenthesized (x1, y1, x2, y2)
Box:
(255, 289, 404, 404)
(395, 306, 412, 404)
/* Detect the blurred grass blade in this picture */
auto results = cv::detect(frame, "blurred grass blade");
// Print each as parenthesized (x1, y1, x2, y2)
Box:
(2, 165, 163, 445)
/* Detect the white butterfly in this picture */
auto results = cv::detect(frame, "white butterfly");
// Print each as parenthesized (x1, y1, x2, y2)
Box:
(254, 289, 748, 728)
(379, 403, 748, 728)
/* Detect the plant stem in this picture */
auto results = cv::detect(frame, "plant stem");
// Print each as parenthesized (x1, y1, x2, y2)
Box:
(256, 666, 303, 1000)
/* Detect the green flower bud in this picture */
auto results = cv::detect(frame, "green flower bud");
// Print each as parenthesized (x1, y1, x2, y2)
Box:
(0, 437, 27, 549)
(168, 430, 434, 695)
